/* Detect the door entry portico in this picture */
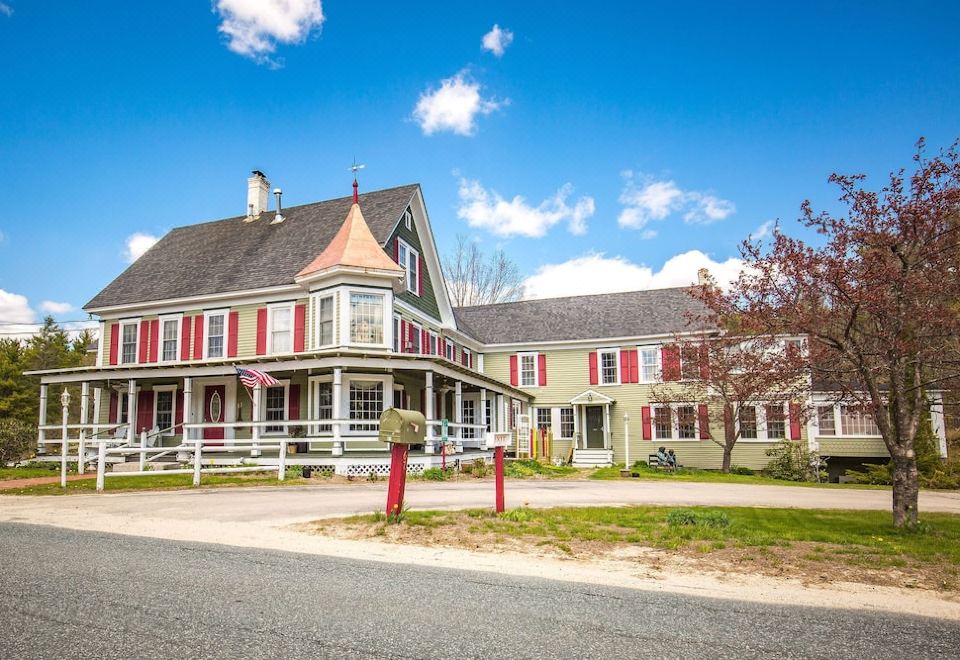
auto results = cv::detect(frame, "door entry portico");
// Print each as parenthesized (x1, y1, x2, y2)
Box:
(568, 389, 615, 450)
(585, 406, 605, 448)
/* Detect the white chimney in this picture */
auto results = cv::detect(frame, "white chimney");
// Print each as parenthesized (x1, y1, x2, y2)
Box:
(697, 268, 710, 286)
(246, 170, 270, 218)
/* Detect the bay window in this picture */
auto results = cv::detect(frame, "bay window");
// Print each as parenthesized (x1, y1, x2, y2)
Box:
(840, 405, 880, 436)
(349, 292, 384, 345)
(817, 405, 836, 435)
(316, 295, 334, 346)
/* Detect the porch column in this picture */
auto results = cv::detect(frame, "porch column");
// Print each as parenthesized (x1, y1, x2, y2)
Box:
(78, 382, 90, 474)
(251, 382, 262, 457)
(572, 405, 580, 450)
(127, 379, 136, 445)
(479, 388, 487, 448)
(332, 368, 343, 456)
(495, 394, 505, 433)
(182, 377, 192, 442)
(604, 403, 611, 450)
(92, 386, 102, 445)
(424, 371, 435, 454)
(454, 381, 463, 449)
(38, 384, 48, 454)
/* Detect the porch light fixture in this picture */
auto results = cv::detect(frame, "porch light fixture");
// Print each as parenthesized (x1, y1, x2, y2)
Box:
(60, 389, 71, 408)
(587, 393, 593, 402)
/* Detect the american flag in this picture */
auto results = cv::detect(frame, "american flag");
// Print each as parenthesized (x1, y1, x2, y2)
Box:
(235, 367, 279, 388)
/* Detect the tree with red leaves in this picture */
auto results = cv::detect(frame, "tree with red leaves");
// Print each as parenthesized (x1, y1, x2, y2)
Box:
(696, 139, 960, 528)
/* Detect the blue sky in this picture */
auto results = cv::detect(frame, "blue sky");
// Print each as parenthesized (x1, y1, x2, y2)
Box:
(0, 1, 958, 334)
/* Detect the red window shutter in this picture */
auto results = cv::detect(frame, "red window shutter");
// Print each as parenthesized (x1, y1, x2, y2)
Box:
(399, 320, 408, 352)
(109, 391, 118, 423)
(538, 354, 547, 386)
(255, 308, 267, 355)
(588, 352, 598, 385)
(289, 384, 300, 421)
(789, 402, 802, 440)
(108, 323, 119, 365)
(138, 320, 149, 363)
(641, 406, 652, 440)
(417, 254, 424, 296)
(136, 390, 154, 433)
(421, 328, 428, 354)
(698, 344, 710, 380)
(148, 319, 159, 363)
(227, 311, 240, 357)
(293, 304, 306, 352)
(698, 404, 710, 439)
(661, 345, 681, 381)
(509, 355, 518, 386)
(620, 350, 630, 383)
(193, 315, 204, 360)
(408, 323, 416, 351)
(175, 389, 184, 430)
(629, 349, 639, 384)
(180, 316, 192, 361)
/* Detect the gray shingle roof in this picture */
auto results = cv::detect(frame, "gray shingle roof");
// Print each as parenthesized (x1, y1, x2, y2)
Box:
(453, 288, 714, 344)
(85, 184, 419, 310)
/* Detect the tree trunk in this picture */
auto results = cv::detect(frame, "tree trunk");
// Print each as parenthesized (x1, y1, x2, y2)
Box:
(721, 445, 733, 473)
(891, 452, 920, 528)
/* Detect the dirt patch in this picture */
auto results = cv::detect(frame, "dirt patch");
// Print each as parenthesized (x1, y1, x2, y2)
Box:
(299, 512, 960, 594)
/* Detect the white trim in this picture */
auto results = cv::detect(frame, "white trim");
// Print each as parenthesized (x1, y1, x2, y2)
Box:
(118, 318, 141, 365)
(517, 351, 539, 388)
(97, 322, 105, 366)
(86, 283, 303, 317)
(152, 384, 178, 436)
(266, 301, 295, 355)
(260, 378, 291, 437)
(405, 188, 457, 327)
(650, 402, 702, 442)
(569, 389, 615, 405)
(313, 292, 336, 349)
(637, 344, 661, 383)
(409, 320, 423, 354)
(480, 329, 713, 352)
(597, 347, 620, 386)
(396, 237, 421, 297)
(342, 373, 393, 436)
(393, 299, 443, 328)
(202, 308, 230, 360)
(736, 402, 788, 443)
(157, 313, 183, 363)
(341, 286, 391, 349)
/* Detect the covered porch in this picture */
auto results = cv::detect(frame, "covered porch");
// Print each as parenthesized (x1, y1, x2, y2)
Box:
(569, 389, 616, 467)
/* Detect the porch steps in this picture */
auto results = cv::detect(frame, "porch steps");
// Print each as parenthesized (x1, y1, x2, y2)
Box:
(572, 448, 614, 468)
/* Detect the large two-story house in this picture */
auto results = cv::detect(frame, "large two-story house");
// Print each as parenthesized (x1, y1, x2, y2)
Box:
(30, 173, 948, 478)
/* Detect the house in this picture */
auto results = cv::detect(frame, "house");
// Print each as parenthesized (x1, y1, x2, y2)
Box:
(28, 173, 948, 477)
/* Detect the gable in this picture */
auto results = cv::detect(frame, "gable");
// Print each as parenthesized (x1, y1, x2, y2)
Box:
(85, 184, 419, 311)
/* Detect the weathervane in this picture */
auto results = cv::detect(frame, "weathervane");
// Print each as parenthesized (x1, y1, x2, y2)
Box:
(349, 159, 365, 203)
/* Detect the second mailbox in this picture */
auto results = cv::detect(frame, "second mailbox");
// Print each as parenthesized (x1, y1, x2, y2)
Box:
(378, 408, 427, 445)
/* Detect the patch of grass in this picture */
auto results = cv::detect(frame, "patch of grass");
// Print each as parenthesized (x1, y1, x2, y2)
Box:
(0, 465, 70, 481)
(589, 462, 890, 490)
(0, 470, 300, 495)
(504, 459, 578, 479)
(667, 508, 731, 528)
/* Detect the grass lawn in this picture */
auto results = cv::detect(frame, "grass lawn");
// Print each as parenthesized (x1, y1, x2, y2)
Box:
(0, 465, 74, 481)
(589, 463, 889, 489)
(0, 470, 322, 495)
(307, 505, 960, 591)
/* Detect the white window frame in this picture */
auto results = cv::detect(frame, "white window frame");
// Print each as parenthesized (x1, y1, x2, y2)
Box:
(396, 238, 420, 296)
(650, 403, 701, 442)
(445, 340, 454, 361)
(392, 315, 401, 353)
(429, 332, 438, 357)
(343, 288, 388, 348)
(534, 407, 552, 433)
(260, 379, 291, 436)
(403, 208, 413, 231)
(462, 347, 472, 368)
(737, 404, 760, 441)
(314, 294, 335, 348)
(158, 314, 182, 363)
(203, 308, 230, 360)
(763, 402, 787, 441)
(518, 351, 538, 388)
(638, 345, 660, 383)
(119, 319, 140, 365)
(343, 374, 392, 435)
(598, 348, 620, 386)
(307, 375, 334, 443)
(267, 302, 295, 356)
(152, 385, 178, 436)
(559, 407, 575, 439)
(409, 321, 422, 354)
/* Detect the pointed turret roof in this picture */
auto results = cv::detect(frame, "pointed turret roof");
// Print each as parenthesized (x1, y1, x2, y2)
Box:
(296, 201, 405, 279)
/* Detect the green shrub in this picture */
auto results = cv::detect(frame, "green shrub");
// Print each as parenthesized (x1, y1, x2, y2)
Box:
(471, 457, 490, 478)
(498, 507, 534, 522)
(667, 508, 731, 528)
(765, 440, 823, 482)
(0, 420, 35, 466)
(421, 467, 449, 481)
(730, 465, 754, 475)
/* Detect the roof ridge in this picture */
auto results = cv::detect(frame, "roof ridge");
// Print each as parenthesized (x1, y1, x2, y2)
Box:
(454, 285, 695, 311)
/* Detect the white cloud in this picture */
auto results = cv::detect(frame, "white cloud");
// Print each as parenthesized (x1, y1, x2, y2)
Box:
(413, 71, 506, 136)
(0, 3, 12, 18)
(456, 178, 595, 238)
(618, 172, 735, 231)
(749, 220, 774, 241)
(214, 0, 324, 66)
(522, 250, 747, 300)
(39, 300, 74, 315)
(124, 233, 159, 263)
(481, 24, 513, 57)
(0, 289, 37, 339)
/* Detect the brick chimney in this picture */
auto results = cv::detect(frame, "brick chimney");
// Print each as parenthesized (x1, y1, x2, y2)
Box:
(246, 170, 270, 219)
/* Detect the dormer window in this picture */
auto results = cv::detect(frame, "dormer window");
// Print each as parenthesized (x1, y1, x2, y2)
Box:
(395, 238, 421, 296)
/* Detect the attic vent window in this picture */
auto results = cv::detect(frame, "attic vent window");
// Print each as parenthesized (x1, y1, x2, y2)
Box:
(403, 208, 412, 231)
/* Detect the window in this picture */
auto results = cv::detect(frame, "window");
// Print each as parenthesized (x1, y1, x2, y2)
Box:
(264, 385, 287, 434)
(785, 338, 804, 358)
(317, 296, 334, 346)
(393, 316, 401, 352)
(269, 304, 293, 354)
(396, 239, 420, 295)
(429, 333, 438, 356)
(462, 399, 476, 439)
(817, 405, 836, 435)
(485, 399, 492, 432)
(349, 381, 383, 432)
(765, 404, 786, 439)
(154, 388, 175, 435)
(160, 318, 179, 362)
(403, 208, 413, 231)
(349, 293, 384, 344)
(677, 405, 697, 439)
(599, 349, 618, 385)
(560, 408, 575, 439)
(205, 310, 228, 359)
(462, 348, 472, 368)
(519, 353, 537, 387)
(739, 406, 758, 439)
(409, 322, 421, 354)
(120, 321, 138, 364)
(654, 407, 672, 440)
(445, 341, 454, 361)
(840, 405, 880, 436)
(639, 346, 659, 383)
(536, 408, 552, 432)
(116, 391, 130, 425)
(315, 381, 332, 433)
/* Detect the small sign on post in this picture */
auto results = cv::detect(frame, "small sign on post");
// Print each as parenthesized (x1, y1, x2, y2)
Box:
(488, 432, 512, 513)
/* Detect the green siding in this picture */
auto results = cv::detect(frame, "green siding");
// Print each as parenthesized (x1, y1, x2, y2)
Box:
(818, 438, 889, 458)
(388, 209, 442, 321)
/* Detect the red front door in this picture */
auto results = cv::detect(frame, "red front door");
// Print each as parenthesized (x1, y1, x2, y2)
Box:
(203, 385, 225, 443)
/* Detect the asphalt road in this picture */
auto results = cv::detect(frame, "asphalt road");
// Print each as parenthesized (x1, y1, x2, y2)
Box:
(2, 523, 957, 659)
